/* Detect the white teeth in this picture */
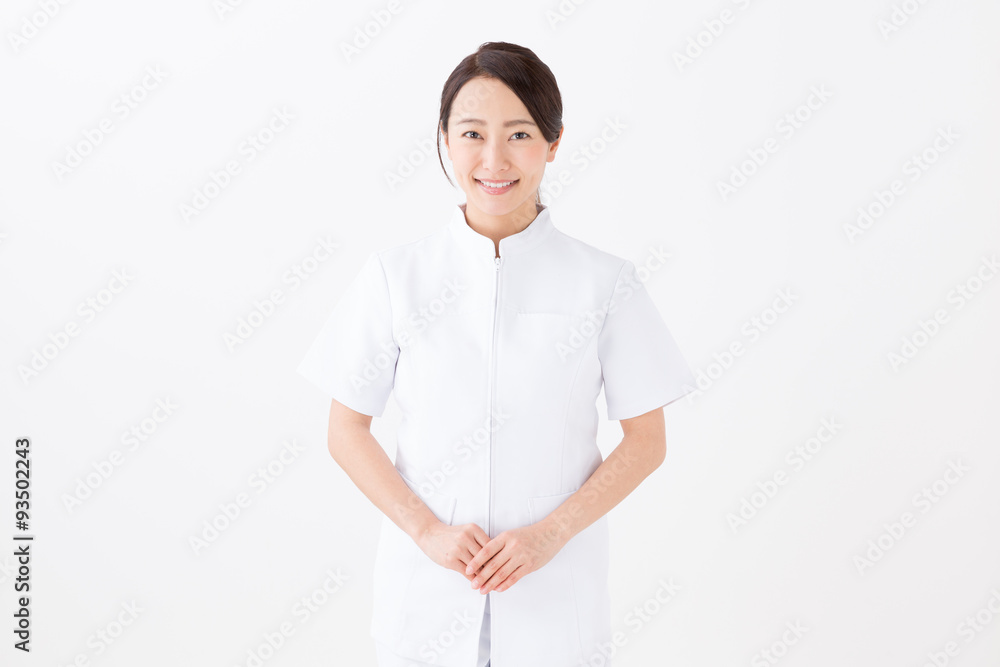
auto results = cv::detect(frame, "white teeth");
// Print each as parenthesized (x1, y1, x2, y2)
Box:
(479, 179, 515, 188)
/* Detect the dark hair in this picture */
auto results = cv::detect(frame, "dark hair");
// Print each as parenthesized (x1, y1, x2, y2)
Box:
(436, 42, 563, 204)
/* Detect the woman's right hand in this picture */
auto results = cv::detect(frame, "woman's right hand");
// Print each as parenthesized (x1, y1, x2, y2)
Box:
(415, 521, 491, 582)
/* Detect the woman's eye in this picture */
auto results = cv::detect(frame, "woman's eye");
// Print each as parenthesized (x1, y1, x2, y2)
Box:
(461, 130, 530, 140)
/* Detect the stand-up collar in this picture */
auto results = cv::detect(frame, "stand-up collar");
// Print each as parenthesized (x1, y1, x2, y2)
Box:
(448, 202, 555, 258)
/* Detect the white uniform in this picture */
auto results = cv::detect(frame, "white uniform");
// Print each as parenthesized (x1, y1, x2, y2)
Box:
(375, 592, 491, 666)
(297, 203, 696, 667)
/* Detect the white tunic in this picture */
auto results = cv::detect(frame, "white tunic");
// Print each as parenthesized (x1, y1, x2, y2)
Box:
(297, 203, 696, 667)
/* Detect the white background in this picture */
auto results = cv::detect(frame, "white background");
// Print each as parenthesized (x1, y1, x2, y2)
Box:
(2, 0, 999, 665)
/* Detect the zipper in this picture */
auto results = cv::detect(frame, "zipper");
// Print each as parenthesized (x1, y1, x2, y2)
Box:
(488, 255, 501, 538)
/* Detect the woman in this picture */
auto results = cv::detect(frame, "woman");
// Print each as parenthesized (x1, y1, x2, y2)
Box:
(297, 42, 697, 667)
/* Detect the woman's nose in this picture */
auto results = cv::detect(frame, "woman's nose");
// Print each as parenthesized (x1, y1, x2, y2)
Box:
(479, 139, 509, 172)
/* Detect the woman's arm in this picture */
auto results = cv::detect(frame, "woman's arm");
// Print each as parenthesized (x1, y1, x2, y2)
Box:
(537, 405, 667, 547)
(464, 406, 667, 594)
(326, 398, 439, 544)
(326, 399, 488, 580)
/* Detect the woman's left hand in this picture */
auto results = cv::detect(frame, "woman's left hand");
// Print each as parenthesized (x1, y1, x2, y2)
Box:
(464, 521, 568, 594)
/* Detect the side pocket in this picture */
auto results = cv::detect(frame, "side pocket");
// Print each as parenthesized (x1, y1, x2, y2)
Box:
(528, 489, 577, 525)
(523, 489, 586, 664)
(398, 470, 458, 526)
(372, 471, 458, 648)
(371, 514, 420, 645)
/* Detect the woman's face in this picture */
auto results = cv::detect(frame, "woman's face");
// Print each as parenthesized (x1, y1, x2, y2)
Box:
(443, 76, 562, 219)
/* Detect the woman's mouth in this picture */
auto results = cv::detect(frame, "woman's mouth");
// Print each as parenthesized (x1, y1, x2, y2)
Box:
(476, 178, 518, 195)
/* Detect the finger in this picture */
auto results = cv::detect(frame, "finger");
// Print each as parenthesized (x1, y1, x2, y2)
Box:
(470, 524, 490, 549)
(489, 564, 526, 593)
(458, 530, 488, 580)
(473, 551, 512, 590)
(460, 532, 486, 564)
(463, 525, 490, 559)
(479, 559, 517, 594)
(457, 545, 478, 581)
(466, 536, 503, 577)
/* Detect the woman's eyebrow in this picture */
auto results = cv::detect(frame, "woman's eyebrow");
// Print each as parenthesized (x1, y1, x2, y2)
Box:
(454, 118, 537, 128)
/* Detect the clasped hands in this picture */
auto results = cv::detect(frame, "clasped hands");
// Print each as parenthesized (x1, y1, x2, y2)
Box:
(416, 519, 567, 594)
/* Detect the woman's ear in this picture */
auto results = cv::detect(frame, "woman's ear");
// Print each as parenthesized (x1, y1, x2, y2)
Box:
(547, 125, 565, 162)
(440, 122, 451, 158)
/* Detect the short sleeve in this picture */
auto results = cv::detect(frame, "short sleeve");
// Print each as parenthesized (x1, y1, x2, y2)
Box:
(296, 251, 399, 418)
(597, 260, 697, 421)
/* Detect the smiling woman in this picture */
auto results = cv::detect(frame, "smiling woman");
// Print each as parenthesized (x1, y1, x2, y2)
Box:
(296, 41, 697, 667)
(436, 43, 565, 254)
